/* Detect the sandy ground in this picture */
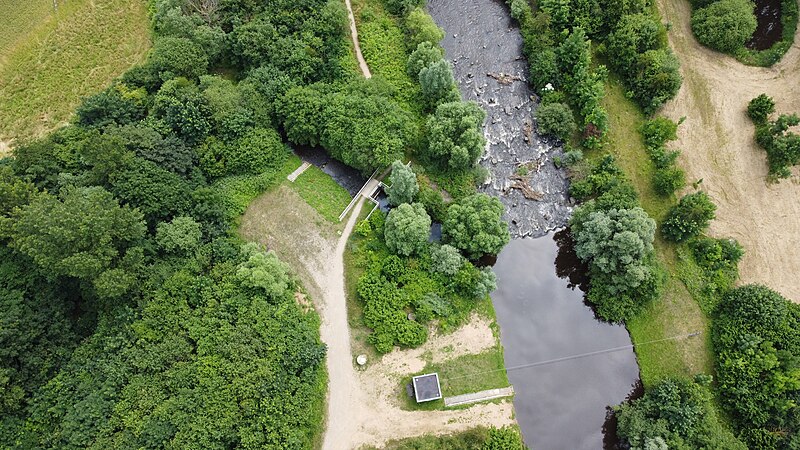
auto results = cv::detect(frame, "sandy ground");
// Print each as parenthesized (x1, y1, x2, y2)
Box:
(239, 186, 515, 449)
(656, 0, 800, 301)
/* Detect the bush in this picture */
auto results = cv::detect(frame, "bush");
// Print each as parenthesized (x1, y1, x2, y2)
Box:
(431, 244, 464, 276)
(384, 0, 423, 16)
(384, 203, 431, 256)
(536, 102, 576, 141)
(404, 7, 444, 50)
(149, 36, 209, 82)
(653, 167, 686, 196)
(691, 0, 758, 54)
(713, 284, 800, 448)
(407, 41, 444, 78)
(689, 236, 743, 272)
(661, 192, 716, 242)
(641, 117, 678, 150)
(443, 193, 510, 259)
(386, 161, 419, 206)
(747, 94, 776, 125)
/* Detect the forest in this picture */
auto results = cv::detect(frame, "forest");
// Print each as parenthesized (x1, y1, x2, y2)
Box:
(0, 0, 352, 447)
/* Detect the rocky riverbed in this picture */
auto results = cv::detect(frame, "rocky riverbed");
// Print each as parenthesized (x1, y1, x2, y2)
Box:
(427, 0, 572, 238)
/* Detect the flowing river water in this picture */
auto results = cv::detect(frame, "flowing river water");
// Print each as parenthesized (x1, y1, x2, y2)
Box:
(426, 0, 642, 447)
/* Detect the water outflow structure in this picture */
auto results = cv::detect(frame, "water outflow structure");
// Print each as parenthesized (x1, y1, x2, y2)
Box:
(491, 233, 641, 449)
(427, 0, 571, 238)
(427, 1, 642, 447)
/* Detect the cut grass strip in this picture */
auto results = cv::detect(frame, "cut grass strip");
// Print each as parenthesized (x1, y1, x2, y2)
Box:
(289, 164, 353, 223)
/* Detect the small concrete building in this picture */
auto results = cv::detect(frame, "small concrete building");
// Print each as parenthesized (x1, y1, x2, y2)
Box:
(412, 373, 442, 403)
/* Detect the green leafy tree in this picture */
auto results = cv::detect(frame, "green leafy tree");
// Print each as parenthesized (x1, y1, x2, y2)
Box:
(407, 41, 444, 78)
(229, 127, 288, 176)
(606, 13, 664, 76)
(661, 192, 716, 242)
(156, 216, 202, 254)
(110, 158, 192, 225)
(633, 49, 682, 114)
(571, 206, 659, 321)
(384, 203, 431, 256)
(148, 36, 209, 81)
(152, 78, 213, 146)
(405, 7, 444, 50)
(76, 83, 148, 128)
(11, 186, 145, 281)
(443, 193, 509, 259)
(430, 244, 464, 275)
(483, 426, 525, 450)
(386, 160, 418, 206)
(748, 94, 775, 125)
(536, 102, 576, 141)
(418, 59, 460, 110)
(384, 0, 422, 16)
(426, 101, 487, 171)
(691, 0, 757, 53)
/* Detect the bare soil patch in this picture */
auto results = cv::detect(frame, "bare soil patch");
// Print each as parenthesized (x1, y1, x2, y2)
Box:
(240, 188, 514, 449)
(657, 0, 800, 301)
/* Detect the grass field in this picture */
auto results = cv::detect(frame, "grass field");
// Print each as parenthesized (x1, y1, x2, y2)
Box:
(0, 0, 150, 147)
(290, 165, 353, 223)
(601, 75, 713, 384)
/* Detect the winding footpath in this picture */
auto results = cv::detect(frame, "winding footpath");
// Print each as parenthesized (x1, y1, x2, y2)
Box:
(320, 4, 371, 446)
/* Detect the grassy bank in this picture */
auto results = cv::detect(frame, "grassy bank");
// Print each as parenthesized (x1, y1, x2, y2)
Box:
(0, 0, 150, 145)
(599, 72, 739, 436)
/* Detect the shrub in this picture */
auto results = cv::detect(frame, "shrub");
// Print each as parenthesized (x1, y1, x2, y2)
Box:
(431, 244, 464, 276)
(386, 161, 419, 206)
(443, 193, 510, 259)
(384, 203, 431, 256)
(653, 167, 686, 196)
(661, 192, 716, 242)
(404, 7, 444, 50)
(384, 0, 423, 16)
(691, 0, 758, 54)
(407, 41, 444, 78)
(536, 102, 576, 141)
(689, 236, 743, 272)
(747, 94, 776, 125)
(641, 117, 678, 150)
(149, 36, 209, 82)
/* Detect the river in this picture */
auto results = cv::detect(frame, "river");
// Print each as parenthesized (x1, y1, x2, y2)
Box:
(426, 0, 642, 448)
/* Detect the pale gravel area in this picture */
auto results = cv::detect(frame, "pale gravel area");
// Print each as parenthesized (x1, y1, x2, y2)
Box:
(239, 187, 514, 449)
(657, 0, 800, 301)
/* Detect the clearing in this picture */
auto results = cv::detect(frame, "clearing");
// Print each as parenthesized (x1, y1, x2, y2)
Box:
(0, 0, 150, 147)
(656, 0, 800, 302)
(239, 184, 515, 449)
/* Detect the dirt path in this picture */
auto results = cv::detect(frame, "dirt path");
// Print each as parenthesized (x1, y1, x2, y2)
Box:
(240, 188, 515, 449)
(656, 0, 800, 301)
(345, 0, 372, 78)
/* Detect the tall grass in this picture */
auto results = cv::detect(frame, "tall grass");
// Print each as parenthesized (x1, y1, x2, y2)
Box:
(0, 0, 150, 146)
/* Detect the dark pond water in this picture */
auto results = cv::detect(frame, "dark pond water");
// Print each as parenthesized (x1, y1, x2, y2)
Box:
(490, 232, 641, 449)
(746, 0, 783, 50)
(291, 145, 367, 196)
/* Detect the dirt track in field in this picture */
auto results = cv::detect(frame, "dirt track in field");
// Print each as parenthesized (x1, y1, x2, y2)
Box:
(657, 0, 800, 301)
(239, 186, 514, 449)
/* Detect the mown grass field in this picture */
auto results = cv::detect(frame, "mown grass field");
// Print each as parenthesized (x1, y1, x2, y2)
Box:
(0, 0, 150, 147)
